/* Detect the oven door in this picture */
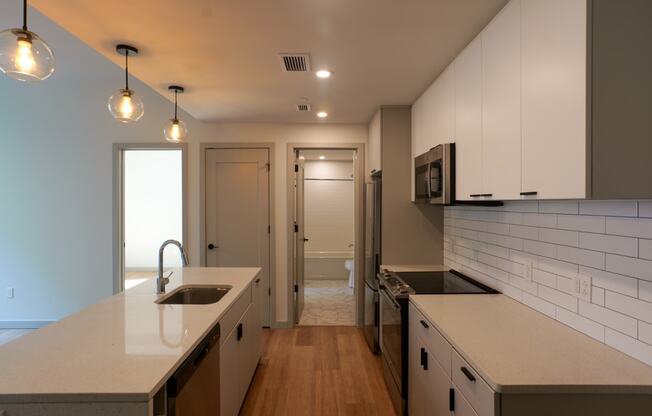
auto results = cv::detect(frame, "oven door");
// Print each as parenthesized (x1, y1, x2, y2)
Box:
(380, 288, 403, 394)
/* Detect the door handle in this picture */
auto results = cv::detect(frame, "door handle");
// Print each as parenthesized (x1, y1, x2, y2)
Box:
(207, 243, 218, 250)
(303, 238, 309, 242)
(420, 348, 428, 370)
(237, 323, 243, 341)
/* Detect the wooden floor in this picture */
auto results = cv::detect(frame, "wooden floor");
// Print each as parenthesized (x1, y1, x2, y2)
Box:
(241, 326, 396, 416)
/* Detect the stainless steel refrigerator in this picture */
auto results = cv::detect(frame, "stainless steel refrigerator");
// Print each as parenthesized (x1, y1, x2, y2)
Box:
(363, 170, 381, 353)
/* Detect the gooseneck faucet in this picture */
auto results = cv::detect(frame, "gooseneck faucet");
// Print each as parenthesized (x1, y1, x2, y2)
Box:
(157, 239, 189, 294)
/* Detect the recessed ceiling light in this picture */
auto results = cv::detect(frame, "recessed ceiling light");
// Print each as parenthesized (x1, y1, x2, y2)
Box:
(319, 155, 326, 160)
(316, 70, 331, 79)
(317, 111, 328, 118)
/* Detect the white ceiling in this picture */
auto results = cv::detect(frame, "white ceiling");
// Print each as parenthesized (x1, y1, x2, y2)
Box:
(30, 0, 506, 124)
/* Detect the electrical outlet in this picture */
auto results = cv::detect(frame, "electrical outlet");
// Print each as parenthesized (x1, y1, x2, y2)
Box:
(572, 274, 591, 302)
(524, 262, 533, 281)
(5, 287, 14, 299)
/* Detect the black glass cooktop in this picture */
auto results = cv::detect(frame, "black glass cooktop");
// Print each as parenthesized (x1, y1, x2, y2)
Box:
(393, 270, 497, 295)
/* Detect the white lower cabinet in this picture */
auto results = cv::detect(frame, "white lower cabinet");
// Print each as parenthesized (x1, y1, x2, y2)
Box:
(409, 302, 497, 416)
(220, 282, 262, 416)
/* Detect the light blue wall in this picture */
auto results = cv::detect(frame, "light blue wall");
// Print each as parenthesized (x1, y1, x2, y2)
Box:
(0, 4, 205, 323)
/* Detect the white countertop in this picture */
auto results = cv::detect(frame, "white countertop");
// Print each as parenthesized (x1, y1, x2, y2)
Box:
(0, 267, 261, 403)
(411, 294, 652, 394)
(380, 264, 449, 273)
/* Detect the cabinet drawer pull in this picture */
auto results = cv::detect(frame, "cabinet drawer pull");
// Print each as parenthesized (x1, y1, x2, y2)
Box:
(460, 366, 476, 382)
(469, 194, 483, 198)
(481, 194, 493, 197)
(449, 388, 455, 412)
(419, 320, 429, 329)
(420, 348, 428, 371)
(520, 191, 538, 196)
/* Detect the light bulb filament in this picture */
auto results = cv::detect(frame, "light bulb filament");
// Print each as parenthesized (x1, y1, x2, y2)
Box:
(170, 121, 180, 141)
(119, 94, 134, 117)
(15, 38, 35, 72)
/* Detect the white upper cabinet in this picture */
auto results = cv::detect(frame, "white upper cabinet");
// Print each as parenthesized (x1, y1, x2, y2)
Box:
(454, 36, 483, 200)
(481, 0, 522, 200)
(521, 0, 587, 199)
(412, 62, 456, 159)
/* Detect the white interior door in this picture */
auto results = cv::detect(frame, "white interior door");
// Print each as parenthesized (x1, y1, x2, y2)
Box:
(205, 148, 270, 326)
(294, 157, 305, 324)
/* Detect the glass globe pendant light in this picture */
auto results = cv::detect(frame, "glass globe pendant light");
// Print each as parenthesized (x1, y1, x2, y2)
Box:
(163, 85, 188, 143)
(0, 0, 56, 82)
(108, 44, 144, 123)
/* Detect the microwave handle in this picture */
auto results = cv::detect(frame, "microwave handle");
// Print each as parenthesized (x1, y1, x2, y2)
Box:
(426, 163, 432, 199)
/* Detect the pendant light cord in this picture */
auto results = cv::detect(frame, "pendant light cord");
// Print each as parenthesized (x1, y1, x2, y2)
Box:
(174, 90, 178, 120)
(22, 0, 27, 31)
(124, 51, 129, 91)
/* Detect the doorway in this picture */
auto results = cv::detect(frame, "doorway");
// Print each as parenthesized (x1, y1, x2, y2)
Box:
(113, 144, 187, 293)
(289, 144, 365, 327)
(202, 146, 272, 327)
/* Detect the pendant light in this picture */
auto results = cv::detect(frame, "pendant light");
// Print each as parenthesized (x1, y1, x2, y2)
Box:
(163, 85, 188, 143)
(108, 44, 144, 123)
(0, 0, 55, 82)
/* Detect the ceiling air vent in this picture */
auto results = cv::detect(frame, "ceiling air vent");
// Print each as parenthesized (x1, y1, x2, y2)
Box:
(279, 53, 311, 72)
(296, 103, 312, 112)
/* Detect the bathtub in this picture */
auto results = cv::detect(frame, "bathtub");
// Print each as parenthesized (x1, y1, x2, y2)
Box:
(305, 250, 354, 280)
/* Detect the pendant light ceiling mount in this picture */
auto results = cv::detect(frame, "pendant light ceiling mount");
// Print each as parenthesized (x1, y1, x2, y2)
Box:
(115, 44, 139, 57)
(108, 43, 144, 123)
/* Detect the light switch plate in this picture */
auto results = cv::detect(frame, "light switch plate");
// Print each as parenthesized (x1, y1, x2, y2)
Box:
(572, 274, 591, 302)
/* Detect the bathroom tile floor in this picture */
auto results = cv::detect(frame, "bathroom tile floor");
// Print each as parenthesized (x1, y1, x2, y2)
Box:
(299, 279, 355, 326)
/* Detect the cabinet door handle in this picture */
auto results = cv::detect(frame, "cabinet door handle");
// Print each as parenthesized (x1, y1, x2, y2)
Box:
(449, 388, 455, 412)
(420, 347, 428, 370)
(460, 366, 476, 382)
(520, 191, 538, 196)
(419, 320, 429, 329)
(237, 323, 243, 341)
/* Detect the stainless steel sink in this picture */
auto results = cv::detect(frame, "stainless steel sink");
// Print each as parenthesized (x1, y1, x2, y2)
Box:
(156, 286, 231, 305)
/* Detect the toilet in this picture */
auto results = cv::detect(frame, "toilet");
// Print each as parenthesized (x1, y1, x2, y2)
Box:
(344, 259, 354, 288)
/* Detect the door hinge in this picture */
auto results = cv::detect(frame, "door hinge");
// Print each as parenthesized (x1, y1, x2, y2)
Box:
(294, 284, 298, 293)
(294, 164, 299, 172)
(294, 223, 298, 233)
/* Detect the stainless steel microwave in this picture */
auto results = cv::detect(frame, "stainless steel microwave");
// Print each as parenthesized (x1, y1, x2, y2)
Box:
(414, 143, 454, 205)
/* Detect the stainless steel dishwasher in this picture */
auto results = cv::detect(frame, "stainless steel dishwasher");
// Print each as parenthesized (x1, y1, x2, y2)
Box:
(167, 322, 220, 415)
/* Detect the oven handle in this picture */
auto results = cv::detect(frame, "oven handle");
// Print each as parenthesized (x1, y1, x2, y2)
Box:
(381, 288, 401, 310)
(426, 162, 432, 199)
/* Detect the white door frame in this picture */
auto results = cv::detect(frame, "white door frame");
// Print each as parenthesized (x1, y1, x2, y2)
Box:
(112, 143, 189, 294)
(199, 143, 276, 327)
(286, 142, 366, 327)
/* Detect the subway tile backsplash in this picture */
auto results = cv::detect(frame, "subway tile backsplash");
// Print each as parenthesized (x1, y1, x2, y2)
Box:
(444, 201, 652, 366)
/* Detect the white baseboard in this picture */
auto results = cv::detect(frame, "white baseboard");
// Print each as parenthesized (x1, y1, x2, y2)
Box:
(0, 320, 53, 329)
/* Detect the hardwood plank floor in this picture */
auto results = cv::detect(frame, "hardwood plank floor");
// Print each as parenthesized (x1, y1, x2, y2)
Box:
(241, 326, 396, 416)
